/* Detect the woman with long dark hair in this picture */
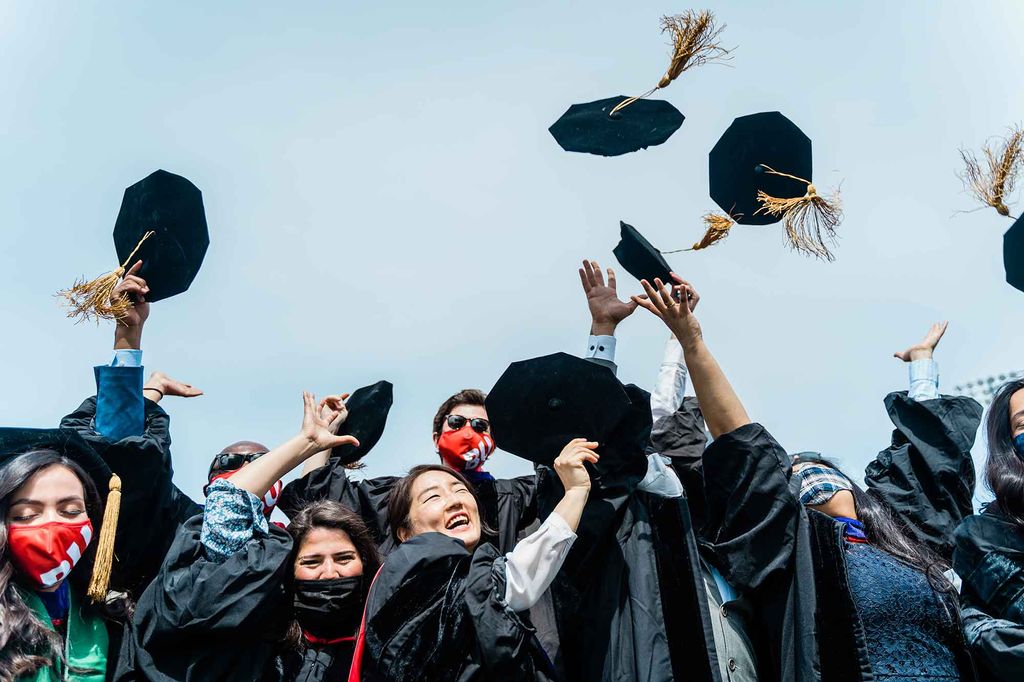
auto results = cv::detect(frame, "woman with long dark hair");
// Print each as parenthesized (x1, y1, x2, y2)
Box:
(0, 430, 127, 681)
(953, 378, 1024, 679)
(117, 392, 381, 681)
(632, 278, 977, 682)
(351, 436, 598, 681)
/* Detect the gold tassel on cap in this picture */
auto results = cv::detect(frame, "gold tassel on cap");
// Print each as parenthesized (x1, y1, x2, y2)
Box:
(754, 165, 842, 261)
(58, 231, 155, 324)
(610, 10, 732, 116)
(959, 126, 1023, 217)
(685, 212, 735, 251)
(87, 474, 121, 603)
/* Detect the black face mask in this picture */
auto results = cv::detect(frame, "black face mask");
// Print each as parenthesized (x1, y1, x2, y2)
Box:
(292, 575, 367, 640)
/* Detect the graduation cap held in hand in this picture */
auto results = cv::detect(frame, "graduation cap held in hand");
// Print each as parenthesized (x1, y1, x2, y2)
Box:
(548, 11, 731, 157)
(704, 111, 842, 260)
(59, 169, 210, 322)
(329, 380, 394, 467)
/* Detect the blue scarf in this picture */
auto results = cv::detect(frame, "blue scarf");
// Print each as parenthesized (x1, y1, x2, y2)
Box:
(1014, 433, 1024, 459)
(835, 515, 868, 543)
(464, 469, 495, 485)
(35, 580, 71, 625)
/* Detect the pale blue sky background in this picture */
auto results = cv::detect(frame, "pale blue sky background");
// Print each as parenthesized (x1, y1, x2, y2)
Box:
(2, 1, 1022, 506)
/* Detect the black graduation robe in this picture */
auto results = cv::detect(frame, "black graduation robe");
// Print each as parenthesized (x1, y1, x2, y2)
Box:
(278, 457, 537, 556)
(115, 516, 355, 682)
(954, 509, 1024, 680)
(60, 396, 202, 596)
(357, 532, 557, 682)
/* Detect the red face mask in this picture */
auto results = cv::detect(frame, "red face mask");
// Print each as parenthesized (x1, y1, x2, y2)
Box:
(7, 519, 94, 589)
(208, 471, 282, 518)
(437, 427, 495, 471)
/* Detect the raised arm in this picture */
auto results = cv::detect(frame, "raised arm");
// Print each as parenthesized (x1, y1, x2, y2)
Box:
(579, 259, 637, 370)
(299, 393, 350, 476)
(893, 321, 947, 401)
(633, 277, 750, 439)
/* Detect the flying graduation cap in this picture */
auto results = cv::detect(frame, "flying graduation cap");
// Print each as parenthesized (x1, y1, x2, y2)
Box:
(613, 221, 674, 284)
(486, 352, 650, 490)
(548, 11, 731, 157)
(329, 380, 395, 467)
(59, 170, 209, 322)
(959, 125, 1024, 292)
(702, 111, 843, 260)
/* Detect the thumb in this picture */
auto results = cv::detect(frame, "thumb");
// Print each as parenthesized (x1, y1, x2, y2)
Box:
(329, 434, 360, 449)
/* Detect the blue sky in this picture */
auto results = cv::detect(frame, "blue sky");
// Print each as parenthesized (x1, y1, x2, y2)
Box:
(2, 1, 1022, 506)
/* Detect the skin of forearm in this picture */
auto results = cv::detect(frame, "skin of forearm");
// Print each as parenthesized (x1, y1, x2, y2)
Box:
(229, 434, 320, 498)
(300, 450, 330, 476)
(590, 321, 618, 336)
(114, 324, 142, 350)
(551, 488, 589, 532)
(679, 336, 751, 439)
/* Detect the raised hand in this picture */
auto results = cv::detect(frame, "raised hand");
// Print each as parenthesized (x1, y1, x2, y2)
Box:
(144, 371, 203, 403)
(554, 438, 599, 494)
(319, 393, 351, 435)
(300, 392, 360, 452)
(893, 321, 948, 362)
(669, 272, 700, 312)
(632, 278, 703, 348)
(113, 260, 150, 329)
(579, 259, 638, 335)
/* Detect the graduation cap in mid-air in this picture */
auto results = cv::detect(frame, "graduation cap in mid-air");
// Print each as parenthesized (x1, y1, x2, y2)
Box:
(329, 380, 395, 466)
(703, 111, 842, 260)
(959, 126, 1024, 293)
(59, 169, 210, 322)
(548, 11, 731, 157)
(613, 221, 674, 285)
(486, 352, 650, 489)
(0, 428, 121, 602)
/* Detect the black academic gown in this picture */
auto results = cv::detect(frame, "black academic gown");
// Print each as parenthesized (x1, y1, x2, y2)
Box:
(60, 396, 202, 596)
(357, 532, 557, 682)
(954, 509, 1024, 681)
(278, 457, 537, 556)
(115, 516, 355, 682)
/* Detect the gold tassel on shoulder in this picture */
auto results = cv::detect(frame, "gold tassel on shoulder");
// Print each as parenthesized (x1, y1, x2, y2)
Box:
(959, 126, 1023, 217)
(610, 10, 732, 116)
(87, 474, 121, 603)
(58, 231, 155, 324)
(754, 165, 842, 261)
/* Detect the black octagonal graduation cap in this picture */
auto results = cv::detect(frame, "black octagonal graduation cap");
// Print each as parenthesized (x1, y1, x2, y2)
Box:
(549, 96, 685, 157)
(709, 111, 812, 225)
(329, 380, 394, 465)
(613, 221, 673, 285)
(0, 428, 110, 490)
(114, 170, 209, 303)
(1004, 215, 1024, 293)
(486, 352, 632, 467)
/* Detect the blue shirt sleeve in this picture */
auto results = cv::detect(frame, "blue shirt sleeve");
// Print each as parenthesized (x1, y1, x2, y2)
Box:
(908, 359, 939, 402)
(94, 350, 145, 441)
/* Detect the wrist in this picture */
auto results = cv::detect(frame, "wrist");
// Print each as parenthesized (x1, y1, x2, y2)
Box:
(562, 486, 590, 501)
(590, 321, 618, 336)
(908, 348, 933, 362)
(113, 326, 143, 350)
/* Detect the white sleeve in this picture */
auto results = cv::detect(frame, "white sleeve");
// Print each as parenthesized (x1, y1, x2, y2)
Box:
(908, 359, 939, 401)
(585, 335, 617, 364)
(503, 512, 576, 612)
(637, 453, 684, 498)
(650, 335, 688, 422)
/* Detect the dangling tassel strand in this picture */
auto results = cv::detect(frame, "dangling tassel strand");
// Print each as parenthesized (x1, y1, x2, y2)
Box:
(87, 474, 121, 602)
(959, 126, 1023, 217)
(58, 231, 155, 324)
(754, 165, 842, 261)
(609, 10, 732, 116)
(670, 212, 735, 251)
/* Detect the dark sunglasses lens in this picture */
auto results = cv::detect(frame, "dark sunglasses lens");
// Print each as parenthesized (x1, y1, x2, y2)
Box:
(245, 451, 267, 463)
(470, 418, 490, 433)
(446, 415, 468, 430)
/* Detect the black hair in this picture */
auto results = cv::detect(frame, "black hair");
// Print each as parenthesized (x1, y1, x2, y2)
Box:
(984, 378, 1024, 527)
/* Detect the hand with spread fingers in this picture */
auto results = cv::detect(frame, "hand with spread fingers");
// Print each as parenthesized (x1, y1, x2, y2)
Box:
(300, 392, 359, 453)
(579, 259, 639, 336)
(319, 393, 351, 434)
(632, 277, 703, 349)
(893, 321, 948, 362)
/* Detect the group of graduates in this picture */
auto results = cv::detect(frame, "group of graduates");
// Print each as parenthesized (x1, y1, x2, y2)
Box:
(2, 256, 1024, 682)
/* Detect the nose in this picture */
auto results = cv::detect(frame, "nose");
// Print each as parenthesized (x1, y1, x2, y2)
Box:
(319, 558, 344, 580)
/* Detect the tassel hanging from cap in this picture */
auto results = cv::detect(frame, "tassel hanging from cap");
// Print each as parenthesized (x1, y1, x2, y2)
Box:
(58, 231, 155, 324)
(754, 165, 842, 261)
(959, 126, 1023, 217)
(609, 10, 732, 116)
(684, 212, 735, 251)
(87, 474, 121, 603)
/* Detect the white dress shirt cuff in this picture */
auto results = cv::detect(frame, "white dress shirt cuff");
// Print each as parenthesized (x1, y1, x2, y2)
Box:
(908, 359, 939, 402)
(585, 335, 617, 364)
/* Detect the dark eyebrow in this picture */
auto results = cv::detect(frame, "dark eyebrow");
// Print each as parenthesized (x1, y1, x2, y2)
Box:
(9, 498, 40, 507)
(1011, 408, 1024, 423)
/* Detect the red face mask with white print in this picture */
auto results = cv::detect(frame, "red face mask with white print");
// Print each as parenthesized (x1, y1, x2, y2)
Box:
(7, 519, 94, 589)
(437, 427, 495, 472)
(208, 471, 283, 518)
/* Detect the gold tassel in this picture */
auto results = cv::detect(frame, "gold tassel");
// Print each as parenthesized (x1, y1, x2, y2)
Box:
(57, 231, 155, 324)
(754, 166, 842, 261)
(87, 474, 121, 603)
(684, 212, 735, 251)
(959, 126, 1023, 217)
(609, 10, 732, 116)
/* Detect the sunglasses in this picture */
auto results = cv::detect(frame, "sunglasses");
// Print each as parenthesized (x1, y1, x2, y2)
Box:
(208, 451, 267, 478)
(446, 415, 490, 433)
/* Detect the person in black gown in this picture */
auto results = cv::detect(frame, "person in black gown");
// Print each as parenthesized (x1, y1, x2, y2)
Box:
(631, 277, 979, 682)
(116, 392, 379, 681)
(953, 377, 1024, 680)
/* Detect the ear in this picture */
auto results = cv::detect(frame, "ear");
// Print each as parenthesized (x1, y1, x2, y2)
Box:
(432, 432, 441, 450)
(397, 525, 411, 543)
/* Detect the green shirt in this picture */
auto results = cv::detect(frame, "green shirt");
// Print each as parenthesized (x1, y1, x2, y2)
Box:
(16, 584, 109, 682)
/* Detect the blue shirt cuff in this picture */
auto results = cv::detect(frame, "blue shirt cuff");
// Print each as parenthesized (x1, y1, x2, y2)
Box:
(585, 335, 616, 364)
(908, 358, 939, 401)
(110, 349, 143, 368)
(94, 364, 145, 441)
